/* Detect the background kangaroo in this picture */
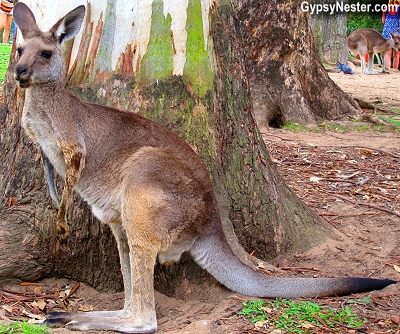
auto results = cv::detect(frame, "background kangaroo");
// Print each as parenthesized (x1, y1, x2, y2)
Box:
(13, 3, 396, 333)
(340, 28, 400, 74)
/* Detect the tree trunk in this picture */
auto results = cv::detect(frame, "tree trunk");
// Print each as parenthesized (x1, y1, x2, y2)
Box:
(310, 0, 348, 64)
(238, 0, 359, 128)
(1, 0, 338, 297)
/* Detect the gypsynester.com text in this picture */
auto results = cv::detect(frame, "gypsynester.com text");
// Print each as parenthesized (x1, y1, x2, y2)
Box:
(301, 1, 397, 15)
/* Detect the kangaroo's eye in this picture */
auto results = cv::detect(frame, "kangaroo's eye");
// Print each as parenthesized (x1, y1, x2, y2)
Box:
(16, 47, 22, 57)
(41, 50, 53, 59)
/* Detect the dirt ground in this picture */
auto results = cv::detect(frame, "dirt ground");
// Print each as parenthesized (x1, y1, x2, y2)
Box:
(1, 66, 400, 333)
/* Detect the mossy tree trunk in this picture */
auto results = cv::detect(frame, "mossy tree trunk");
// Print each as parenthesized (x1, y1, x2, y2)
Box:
(1, 0, 338, 296)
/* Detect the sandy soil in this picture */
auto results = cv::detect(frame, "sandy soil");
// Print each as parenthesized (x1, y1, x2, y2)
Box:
(329, 65, 400, 109)
(1, 66, 400, 333)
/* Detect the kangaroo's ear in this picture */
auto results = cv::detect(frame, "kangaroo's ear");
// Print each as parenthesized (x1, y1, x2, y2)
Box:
(13, 2, 40, 39)
(50, 5, 86, 44)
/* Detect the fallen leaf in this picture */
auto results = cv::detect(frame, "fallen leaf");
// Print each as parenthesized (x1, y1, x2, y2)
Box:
(33, 299, 47, 310)
(394, 264, 400, 273)
(33, 286, 43, 294)
(22, 310, 45, 320)
(1, 305, 13, 314)
(310, 176, 322, 183)
(390, 314, 400, 324)
(254, 320, 267, 330)
(261, 306, 272, 313)
(359, 148, 373, 156)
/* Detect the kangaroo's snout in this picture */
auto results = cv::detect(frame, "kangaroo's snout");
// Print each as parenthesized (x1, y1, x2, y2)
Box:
(14, 64, 30, 88)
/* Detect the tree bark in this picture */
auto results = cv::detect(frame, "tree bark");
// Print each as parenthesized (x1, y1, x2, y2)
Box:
(1, 0, 339, 297)
(237, 0, 359, 128)
(310, 0, 348, 64)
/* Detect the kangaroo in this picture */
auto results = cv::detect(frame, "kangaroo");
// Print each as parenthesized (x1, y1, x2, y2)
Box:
(13, 3, 396, 333)
(340, 28, 400, 74)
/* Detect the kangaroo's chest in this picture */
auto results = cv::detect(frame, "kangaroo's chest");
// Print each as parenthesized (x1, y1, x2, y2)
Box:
(22, 106, 67, 176)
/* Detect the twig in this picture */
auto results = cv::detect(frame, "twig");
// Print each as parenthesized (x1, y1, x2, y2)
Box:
(62, 282, 80, 301)
(260, 132, 291, 141)
(280, 266, 320, 272)
(352, 145, 400, 159)
(330, 194, 400, 218)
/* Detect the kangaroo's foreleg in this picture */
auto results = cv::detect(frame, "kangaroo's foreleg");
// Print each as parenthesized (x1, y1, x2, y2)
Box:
(360, 54, 366, 74)
(381, 50, 389, 73)
(41, 150, 60, 210)
(56, 141, 85, 240)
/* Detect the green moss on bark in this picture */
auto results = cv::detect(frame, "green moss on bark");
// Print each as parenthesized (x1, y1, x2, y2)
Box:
(140, 1, 173, 82)
(184, 0, 213, 97)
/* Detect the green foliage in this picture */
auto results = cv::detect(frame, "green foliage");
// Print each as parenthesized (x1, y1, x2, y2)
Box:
(377, 114, 400, 128)
(239, 299, 365, 333)
(319, 120, 373, 132)
(238, 299, 268, 323)
(347, 12, 383, 34)
(347, 0, 383, 35)
(0, 322, 48, 334)
(0, 43, 12, 84)
(282, 122, 312, 132)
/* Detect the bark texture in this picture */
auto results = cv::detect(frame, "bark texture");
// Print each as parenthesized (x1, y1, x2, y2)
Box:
(310, 0, 348, 63)
(237, 0, 359, 128)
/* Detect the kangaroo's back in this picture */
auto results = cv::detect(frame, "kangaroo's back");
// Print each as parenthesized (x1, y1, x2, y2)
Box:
(13, 3, 397, 333)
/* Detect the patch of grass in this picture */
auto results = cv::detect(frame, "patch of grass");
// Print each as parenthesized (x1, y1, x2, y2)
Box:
(376, 114, 400, 128)
(318, 121, 374, 132)
(353, 124, 372, 131)
(0, 322, 48, 334)
(390, 107, 400, 115)
(239, 299, 365, 333)
(0, 42, 12, 84)
(282, 122, 312, 132)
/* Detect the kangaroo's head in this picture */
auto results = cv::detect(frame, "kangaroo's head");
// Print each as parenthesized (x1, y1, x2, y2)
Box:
(389, 32, 400, 52)
(13, 2, 85, 88)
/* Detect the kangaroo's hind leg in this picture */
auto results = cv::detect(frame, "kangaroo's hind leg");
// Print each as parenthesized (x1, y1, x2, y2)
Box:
(367, 51, 375, 73)
(45, 188, 160, 333)
(381, 49, 390, 73)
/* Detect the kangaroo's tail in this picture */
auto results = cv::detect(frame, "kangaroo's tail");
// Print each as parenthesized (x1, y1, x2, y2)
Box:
(339, 39, 349, 65)
(190, 224, 396, 298)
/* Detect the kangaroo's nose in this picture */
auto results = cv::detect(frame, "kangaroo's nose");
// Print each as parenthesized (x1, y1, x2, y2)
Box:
(14, 64, 31, 88)
(15, 65, 28, 78)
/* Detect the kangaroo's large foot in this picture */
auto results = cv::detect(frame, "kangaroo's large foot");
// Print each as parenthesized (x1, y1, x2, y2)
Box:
(44, 311, 157, 333)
